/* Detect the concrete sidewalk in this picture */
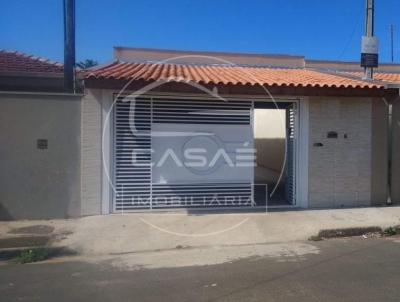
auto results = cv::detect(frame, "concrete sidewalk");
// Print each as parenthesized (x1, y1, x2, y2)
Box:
(1, 206, 400, 256)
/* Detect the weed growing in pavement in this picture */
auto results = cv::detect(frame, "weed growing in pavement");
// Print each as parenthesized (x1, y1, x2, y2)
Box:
(14, 248, 49, 264)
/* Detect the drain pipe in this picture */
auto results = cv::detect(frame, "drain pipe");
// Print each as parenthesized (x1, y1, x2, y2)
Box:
(386, 97, 393, 205)
(385, 92, 400, 205)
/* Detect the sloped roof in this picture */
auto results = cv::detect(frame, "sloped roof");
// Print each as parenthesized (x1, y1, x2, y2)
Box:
(86, 61, 383, 89)
(342, 71, 400, 85)
(0, 50, 63, 74)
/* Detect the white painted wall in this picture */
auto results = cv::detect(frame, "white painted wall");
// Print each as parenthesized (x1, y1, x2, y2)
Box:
(253, 109, 286, 184)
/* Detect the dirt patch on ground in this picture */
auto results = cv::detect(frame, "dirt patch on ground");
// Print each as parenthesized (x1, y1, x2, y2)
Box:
(0, 236, 50, 249)
(8, 225, 54, 235)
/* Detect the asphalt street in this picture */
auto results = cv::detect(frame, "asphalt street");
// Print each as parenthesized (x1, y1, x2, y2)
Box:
(1, 236, 400, 302)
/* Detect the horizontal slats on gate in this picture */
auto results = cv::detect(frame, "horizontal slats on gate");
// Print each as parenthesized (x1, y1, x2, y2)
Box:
(114, 98, 151, 210)
(114, 97, 253, 210)
(152, 99, 251, 124)
(151, 183, 253, 208)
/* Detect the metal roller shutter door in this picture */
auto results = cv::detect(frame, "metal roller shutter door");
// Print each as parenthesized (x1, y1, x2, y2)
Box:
(113, 97, 254, 211)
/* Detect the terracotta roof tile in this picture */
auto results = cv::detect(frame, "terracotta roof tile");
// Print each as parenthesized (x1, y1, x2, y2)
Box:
(0, 50, 63, 74)
(344, 71, 400, 84)
(86, 61, 383, 89)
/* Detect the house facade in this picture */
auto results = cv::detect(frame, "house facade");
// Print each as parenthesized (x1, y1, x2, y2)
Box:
(1, 48, 400, 219)
(80, 47, 400, 215)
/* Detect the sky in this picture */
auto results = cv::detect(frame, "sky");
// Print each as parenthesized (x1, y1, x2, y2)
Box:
(1, 0, 400, 64)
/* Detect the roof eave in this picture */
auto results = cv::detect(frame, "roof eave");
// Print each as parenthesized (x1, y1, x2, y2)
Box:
(84, 77, 385, 97)
(0, 71, 64, 78)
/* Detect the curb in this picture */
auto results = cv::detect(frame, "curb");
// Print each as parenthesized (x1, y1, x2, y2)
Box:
(317, 226, 383, 239)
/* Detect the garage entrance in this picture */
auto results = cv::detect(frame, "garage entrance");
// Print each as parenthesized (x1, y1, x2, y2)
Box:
(113, 97, 297, 211)
(253, 102, 297, 207)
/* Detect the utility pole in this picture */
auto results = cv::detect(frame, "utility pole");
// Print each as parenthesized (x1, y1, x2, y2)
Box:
(63, 0, 76, 93)
(361, 0, 378, 80)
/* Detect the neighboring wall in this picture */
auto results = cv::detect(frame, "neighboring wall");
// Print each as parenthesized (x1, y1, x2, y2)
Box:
(0, 93, 81, 220)
(392, 98, 400, 204)
(371, 98, 388, 205)
(308, 97, 372, 208)
(114, 47, 305, 68)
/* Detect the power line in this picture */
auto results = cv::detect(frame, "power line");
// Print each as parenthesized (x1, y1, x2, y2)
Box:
(337, 3, 364, 60)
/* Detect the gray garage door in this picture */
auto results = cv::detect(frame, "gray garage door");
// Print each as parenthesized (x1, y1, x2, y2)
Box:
(113, 97, 254, 211)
